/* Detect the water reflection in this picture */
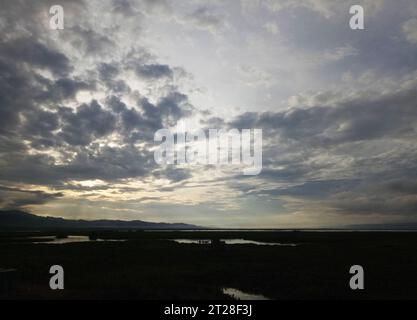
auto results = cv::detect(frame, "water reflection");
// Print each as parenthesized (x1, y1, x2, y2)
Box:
(222, 288, 270, 300)
(31, 236, 126, 244)
(221, 239, 297, 246)
(0, 268, 17, 273)
(170, 239, 212, 244)
(170, 238, 297, 246)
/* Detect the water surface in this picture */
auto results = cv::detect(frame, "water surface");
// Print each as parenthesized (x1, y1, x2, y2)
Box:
(222, 288, 269, 300)
(170, 239, 212, 244)
(31, 236, 126, 244)
(221, 239, 297, 246)
(0, 268, 17, 273)
(170, 238, 297, 246)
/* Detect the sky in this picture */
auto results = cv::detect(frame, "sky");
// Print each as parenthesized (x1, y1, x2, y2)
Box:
(1, 0, 417, 228)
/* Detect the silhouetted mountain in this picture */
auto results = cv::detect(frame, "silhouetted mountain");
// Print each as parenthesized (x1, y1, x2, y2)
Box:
(0, 210, 200, 230)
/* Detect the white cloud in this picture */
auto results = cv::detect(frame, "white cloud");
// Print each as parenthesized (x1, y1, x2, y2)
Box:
(263, 21, 279, 35)
(403, 18, 417, 44)
(254, 0, 384, 18)
(237, 64, 274, 87)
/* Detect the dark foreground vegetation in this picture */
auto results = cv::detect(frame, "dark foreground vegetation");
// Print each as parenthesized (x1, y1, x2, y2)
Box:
(1, 230, 417, 299)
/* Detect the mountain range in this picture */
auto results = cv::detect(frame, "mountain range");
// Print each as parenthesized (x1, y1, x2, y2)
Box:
(0, 210, 200, 230)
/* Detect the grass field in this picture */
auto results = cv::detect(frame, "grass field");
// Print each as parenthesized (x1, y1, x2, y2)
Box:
(1, 231, 417, 299)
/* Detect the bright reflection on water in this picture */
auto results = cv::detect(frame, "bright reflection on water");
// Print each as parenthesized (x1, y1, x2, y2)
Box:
(221, 239, 297, 246)
(170, 239, 212, 244)
(31, 236, 126, 244)
(170, 239, 297, 246)
(222, 288, 270, 300)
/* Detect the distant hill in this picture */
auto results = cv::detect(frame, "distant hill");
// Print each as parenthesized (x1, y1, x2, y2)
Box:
(0, 210, 200, 230)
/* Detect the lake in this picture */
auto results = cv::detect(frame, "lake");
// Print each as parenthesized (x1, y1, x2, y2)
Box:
(222, 288, 270, 300)
(170, 238, 297, 246)
(30, 236, 126, 244)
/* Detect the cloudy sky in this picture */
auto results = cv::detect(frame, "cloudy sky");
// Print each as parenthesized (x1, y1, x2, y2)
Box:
(1, 0, 417, 228)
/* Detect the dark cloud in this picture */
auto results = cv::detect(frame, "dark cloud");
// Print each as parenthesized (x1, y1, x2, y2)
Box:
(153, 92, 193, 123)
(106, 95, 128, 113)
(56, 145, 156, 181)
(0, 185, 63, 209)
(1, 0, 416, 226)
(224, 82, 417, 217)
(105, 97, 161, 143)
(255, 180, 359, 198)
(387, 180, 417, 195)
(58, 100, 117, 146)
(1, 37, 71, 76)
(99, 63, 120, 82)
(112, 0, 137, 16)
(21, 110, 59, 148)
(135, 64, 174, 80)
(98, 63, 130, 93)
(154, 166, 192, 182)
(328, 189, 417, 216)
(0, 1, 194, 195)
(36, 78, 92, 102)
(230, 86, 417, 146)
(0, 144, 156, 186)
(0, 59, 30, 132)
(112, 92, 194, 144)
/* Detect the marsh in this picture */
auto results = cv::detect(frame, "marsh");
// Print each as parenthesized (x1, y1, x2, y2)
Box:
(1, 230, 417, 300)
